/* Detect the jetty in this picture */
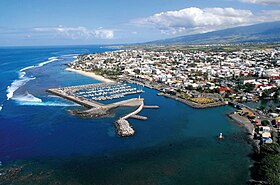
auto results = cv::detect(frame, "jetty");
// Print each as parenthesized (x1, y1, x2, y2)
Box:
(115, 99, 144, 136)
(47, 82, 159, 137)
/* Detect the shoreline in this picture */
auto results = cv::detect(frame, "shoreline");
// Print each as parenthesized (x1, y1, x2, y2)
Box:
(227, 112, 261, 185)
(65, 68, 115, 83)
(157, 92, 227, 109)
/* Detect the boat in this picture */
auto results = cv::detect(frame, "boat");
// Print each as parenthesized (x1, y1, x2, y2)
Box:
(218, 133, 224, 139)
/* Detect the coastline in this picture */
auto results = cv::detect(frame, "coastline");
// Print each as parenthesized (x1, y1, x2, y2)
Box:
(227, 113, 261, 184)
(157, 92, 227, 109)
(65, 68, 115, 83)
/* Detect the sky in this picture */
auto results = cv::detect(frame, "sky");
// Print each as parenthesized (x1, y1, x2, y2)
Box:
(0, 0, 280, 46)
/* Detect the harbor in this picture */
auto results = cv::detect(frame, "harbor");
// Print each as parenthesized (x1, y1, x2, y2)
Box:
(47, 82, 158, 137)
(0, 46, 256, 185)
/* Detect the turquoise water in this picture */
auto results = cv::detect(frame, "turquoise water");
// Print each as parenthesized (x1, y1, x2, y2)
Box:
(0, 46, 252, 185)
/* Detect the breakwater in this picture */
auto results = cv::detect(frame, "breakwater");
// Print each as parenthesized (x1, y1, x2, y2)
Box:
(115, 100, 144, 136)
(47, 83, 158, 137)
(47, 88, 103, 108)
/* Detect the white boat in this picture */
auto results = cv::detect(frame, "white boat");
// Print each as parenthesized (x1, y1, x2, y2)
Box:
(218, 133, 224, 139)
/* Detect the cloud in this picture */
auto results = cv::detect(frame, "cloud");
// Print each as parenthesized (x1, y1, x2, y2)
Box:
(94, 28, 114, 39)
(33, 26, 114, 39)
(132, 7, 280, 35)
(239, 0, 280, 5)
(257, 10, 280, 22)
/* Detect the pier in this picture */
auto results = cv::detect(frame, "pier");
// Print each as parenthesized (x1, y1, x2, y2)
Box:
(47, 82, 159, 137)
(47, 88, 104, 108)
(115, 100, 144, 136)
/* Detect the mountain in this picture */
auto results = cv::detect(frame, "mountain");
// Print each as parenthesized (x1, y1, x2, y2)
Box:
(147, 21, 280, 44)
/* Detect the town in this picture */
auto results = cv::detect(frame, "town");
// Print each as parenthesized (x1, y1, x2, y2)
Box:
(68, 45, 280, 146)
(69, 45, 280, 103)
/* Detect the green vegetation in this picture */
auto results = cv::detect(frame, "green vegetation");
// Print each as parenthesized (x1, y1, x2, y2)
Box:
(261, 120, 270, 126)
(257, 105, 266, 111)
(257, 143, 280, 185)
(180, 91, 191, 99)
(91, 68, 123, 77)
(190, 97, 215, 104)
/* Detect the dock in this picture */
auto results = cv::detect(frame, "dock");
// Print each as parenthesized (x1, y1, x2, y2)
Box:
(130, 115, 148, 120)
(47, 82, 159, 137)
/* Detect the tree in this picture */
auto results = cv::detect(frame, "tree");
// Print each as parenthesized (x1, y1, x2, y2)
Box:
(133, 69, 140, 75)
(258, 105, 266, 111)
(258, 144, 280, 185)
(261, 120, 270, 126)
(244, 83, 255, 92)
(261, 90, 269, 99)
(260, 143, 280, 157)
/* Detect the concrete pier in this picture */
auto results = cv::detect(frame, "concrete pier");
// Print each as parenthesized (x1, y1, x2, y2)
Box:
(130, 115, 148, 120)
(47, 83, 158, 137)
(47, 88, 103, 108)
(143, 105, 160, 109)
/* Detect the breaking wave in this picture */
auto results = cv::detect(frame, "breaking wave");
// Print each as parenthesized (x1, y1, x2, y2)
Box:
(4, 55, 78, 108)
(12, 92, 42, 103)
(17, 101, 78, 107)
(6, 57, 59, 101)
(13, 92, 77, 107)
(6, 74, 35, 100)
(38, 57, 59, 67)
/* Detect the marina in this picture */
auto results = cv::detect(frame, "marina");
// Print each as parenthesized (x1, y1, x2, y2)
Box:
(47, 82, 158, 137)
(74, 83, 143, 101)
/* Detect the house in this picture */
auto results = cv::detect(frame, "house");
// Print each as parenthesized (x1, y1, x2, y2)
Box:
(262, 131, 273, 143)
(243, 79, 256, 85)
(272, 117, 280, 127)
(218, 87, 234, 94)
(262, 132, 271, 138)
(252, 119, 262, 126)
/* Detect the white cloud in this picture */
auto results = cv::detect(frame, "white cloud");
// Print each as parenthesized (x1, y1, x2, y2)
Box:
(133, 7, 280, 35)
(239, 0, 280, 5)
(33, 26, 114, 39)
(94, 28, 114, 39)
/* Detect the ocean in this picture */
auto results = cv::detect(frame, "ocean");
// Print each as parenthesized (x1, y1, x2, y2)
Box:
(0, 45, 252, 185)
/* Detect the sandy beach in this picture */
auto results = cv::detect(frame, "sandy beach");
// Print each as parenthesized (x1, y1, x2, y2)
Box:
(65, 68, 115, 83)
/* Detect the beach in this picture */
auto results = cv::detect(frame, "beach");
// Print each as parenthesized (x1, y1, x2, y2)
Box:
(65, 67, 114, 83)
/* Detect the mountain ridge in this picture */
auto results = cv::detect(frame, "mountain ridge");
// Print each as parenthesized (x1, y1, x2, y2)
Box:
(146, 21, 280, 44)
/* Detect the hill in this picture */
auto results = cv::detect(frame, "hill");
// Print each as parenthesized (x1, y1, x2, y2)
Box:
(147, 21, 280, 44)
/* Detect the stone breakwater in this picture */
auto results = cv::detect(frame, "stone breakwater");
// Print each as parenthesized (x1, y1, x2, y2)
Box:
(115, 118, 135, 137)
(115, 100, 145, 137)
(47, 83, 159, 137)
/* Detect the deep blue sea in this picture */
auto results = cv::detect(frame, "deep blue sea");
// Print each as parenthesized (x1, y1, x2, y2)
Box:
(0, 46, 252, 185)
